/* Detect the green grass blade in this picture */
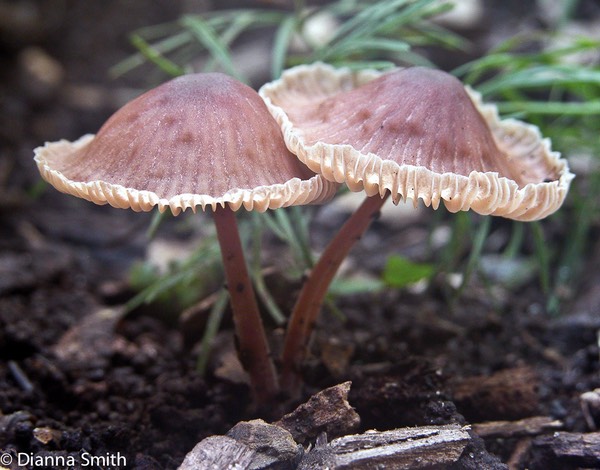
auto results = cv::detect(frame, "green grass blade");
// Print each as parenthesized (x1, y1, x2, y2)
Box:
(327, 60, 397, 70)
(389, 50, 435, 67)
(274, 208, 310, 269)
(251, 269, 287, 326)
(111, 31, 191, 78)
(271, 15, 297, 79)
(203, 11, 257, 72)
(260, 212, 288, 241)
(131, 19, 182, 41)
(503, 221, 525, 259)
(288, 206, 315, 269)
(126, 267, 193, 311)
(375, 0, 450, 34)
(440, 210, 471, 272)
(146, 209, 167, 239)
(321, 37, 410, 60)
(496, 100, 600, 116)
(477, 66, 600, 96)
(126, 236, 222, 312)
(331, 0, 416, 50)
(330, 0, 400, 45)
(455, 216, 491, 297)
(250, 213, 286, 325)
(530, 221, 551, 296)
(406, 21, 467, 50)
(130, 34, 186, 77)
(181, 15, 245, 82)
(324, 0, 458, 64)
(196, 289, 229, 375)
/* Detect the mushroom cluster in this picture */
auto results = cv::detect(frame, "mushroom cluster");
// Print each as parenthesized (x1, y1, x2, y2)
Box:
(35, 64, 573, 404)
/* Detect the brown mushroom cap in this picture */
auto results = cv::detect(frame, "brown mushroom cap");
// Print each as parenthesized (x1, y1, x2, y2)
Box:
(34, 73, 337, 215)
(260, 63, 574, 221)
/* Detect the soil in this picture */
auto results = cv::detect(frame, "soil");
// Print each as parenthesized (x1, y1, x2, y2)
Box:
(1, 1, 599, 469)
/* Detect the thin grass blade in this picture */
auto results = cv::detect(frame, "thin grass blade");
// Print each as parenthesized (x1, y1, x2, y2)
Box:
(130, 34, 186, 77)
(272, 15, 297, 79)
(181, 15, 245, 81)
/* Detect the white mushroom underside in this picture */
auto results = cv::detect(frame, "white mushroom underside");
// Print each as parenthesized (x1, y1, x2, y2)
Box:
(260, 63, 574, 222)
(34, 135, 336, 216)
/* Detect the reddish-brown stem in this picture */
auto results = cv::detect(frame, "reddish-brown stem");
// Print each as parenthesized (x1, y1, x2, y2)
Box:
(281, 193, 390, 396)
(213, 205, 279, 404)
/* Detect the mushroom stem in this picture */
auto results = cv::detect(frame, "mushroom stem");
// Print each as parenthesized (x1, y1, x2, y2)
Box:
(212, 204, 280, 404)
(281, 192, 390, 396)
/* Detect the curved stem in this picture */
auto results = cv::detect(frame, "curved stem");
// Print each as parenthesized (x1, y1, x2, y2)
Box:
(281, 193, 390, 396)
(213, 205, 279, 404)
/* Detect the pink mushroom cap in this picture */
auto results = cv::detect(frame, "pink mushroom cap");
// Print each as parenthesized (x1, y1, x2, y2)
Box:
(35, 73, 338, 215)
(260, 63, 574, 221)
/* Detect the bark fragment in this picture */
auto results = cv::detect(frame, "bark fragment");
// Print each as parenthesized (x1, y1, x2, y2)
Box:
(300, 425, 470, 469)
(276, 382, 360, 445)
(530, 431, 600, 469)
(227, 419, 303, 469)
(472, 416, 563, 439)
(178, 435, 255, 470)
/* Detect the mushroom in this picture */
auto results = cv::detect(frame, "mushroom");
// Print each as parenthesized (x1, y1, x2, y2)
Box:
(260, 62, 574, 394)
(34, 72, 338, 404)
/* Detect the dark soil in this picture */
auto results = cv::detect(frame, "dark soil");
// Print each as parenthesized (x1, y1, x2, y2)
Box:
(1, 1, 599, 469)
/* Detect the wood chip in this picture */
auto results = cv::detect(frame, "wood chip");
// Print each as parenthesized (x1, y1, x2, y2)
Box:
(452, 366, 539, 421)
(178, 436, 255, 470)
(473, 416, 563, 439)
(276, 382, 360, 445)
(226, 419, 303, 468)
(300, 425, 470, 469)
(531, 431, 600, 468)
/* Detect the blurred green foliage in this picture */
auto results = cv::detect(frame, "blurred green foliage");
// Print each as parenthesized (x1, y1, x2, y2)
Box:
(454, 30, 600, 312)
(383, 255, 435, 288)
(112, 0, 463, 81)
